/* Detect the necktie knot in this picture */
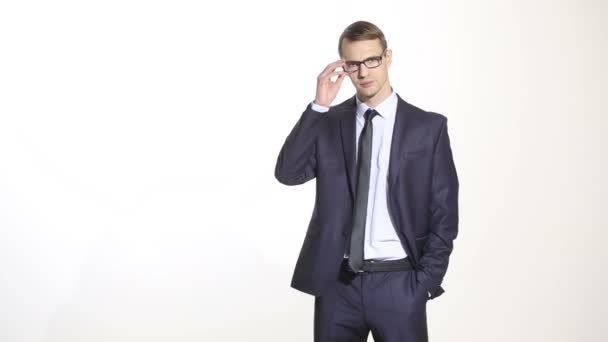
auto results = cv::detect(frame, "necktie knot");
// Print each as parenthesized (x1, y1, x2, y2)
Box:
(364, 109, 378, 122)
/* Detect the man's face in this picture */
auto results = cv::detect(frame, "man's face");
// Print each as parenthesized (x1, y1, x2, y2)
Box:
(340, 38, 392, 102)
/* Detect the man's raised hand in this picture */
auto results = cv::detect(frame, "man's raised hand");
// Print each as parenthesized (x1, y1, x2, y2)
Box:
(314, 60, 347, 107)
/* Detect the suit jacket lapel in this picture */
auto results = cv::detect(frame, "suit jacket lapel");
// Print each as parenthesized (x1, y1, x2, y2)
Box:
(388, 95, 414, 189)
(339, 97, 357, 201)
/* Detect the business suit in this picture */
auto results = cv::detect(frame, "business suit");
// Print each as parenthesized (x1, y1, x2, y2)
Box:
(275, 93, 458, 341)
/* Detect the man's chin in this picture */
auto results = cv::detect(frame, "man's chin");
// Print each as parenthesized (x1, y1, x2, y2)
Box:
(356, 88, 377, 100)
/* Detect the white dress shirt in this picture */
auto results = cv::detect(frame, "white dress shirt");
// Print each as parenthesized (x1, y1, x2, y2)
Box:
(311, 91, 407, 261)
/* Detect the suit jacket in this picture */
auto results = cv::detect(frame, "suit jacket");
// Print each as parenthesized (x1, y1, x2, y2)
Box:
(274, 94, 459, 300)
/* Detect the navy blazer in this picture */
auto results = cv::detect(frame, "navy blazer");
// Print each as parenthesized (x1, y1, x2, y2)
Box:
(275, 94, 459, 300)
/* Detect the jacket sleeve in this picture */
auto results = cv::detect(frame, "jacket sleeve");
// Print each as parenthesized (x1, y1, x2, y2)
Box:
(274, 104, 325, 185)
(416, 116, 459, 299)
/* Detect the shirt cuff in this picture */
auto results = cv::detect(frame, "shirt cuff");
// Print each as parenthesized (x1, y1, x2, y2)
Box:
(311, 101, 330, 113)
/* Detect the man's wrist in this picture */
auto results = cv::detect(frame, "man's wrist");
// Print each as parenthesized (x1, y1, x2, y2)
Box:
(311, 101, 330, 113)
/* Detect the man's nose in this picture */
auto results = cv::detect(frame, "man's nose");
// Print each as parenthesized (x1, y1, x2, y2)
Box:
(357, 64, 369, 78)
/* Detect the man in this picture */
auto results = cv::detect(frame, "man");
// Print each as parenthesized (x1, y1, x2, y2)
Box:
(275, 20, 459, 342)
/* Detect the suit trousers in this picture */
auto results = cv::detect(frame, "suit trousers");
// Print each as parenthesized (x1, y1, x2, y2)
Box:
(314, 261, 429, 342)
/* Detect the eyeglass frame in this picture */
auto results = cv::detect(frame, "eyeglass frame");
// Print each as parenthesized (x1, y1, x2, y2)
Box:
(342, 49, 388, 73)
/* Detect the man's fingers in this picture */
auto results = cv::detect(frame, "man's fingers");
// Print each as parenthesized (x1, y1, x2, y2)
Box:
(329, 72, 346, 86)
(325, 59, 345, 70)
(322, 71, 347, 84)
(319, 60, 346, 78)
(334, 72, 347, 86)
(327, 70, 346, 79)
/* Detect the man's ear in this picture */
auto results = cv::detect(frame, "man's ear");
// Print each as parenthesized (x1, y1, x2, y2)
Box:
(386, 48, 393, 67)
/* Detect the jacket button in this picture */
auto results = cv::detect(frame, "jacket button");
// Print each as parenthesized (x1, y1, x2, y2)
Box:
(342, 230, 349, 236)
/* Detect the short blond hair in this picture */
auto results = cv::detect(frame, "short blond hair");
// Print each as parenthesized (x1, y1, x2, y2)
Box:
(338, 21, 387, 57)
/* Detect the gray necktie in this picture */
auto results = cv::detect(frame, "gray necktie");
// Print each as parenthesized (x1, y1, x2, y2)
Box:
(348, 108, 378, 272)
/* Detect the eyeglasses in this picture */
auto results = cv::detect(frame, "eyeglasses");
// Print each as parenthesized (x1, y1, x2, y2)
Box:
(343, 50, 386, 73)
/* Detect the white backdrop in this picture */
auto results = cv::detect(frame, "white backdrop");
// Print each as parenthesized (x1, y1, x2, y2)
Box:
(1, 1, 607, 341)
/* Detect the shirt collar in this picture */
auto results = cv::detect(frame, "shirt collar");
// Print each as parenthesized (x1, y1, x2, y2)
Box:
(355, 89, 398, 121)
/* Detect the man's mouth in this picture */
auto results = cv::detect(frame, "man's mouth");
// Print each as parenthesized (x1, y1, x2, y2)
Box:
(360, 80, 374, 87)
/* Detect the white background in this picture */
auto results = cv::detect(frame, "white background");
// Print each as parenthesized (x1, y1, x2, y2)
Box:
(1, 0, 607, 341)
